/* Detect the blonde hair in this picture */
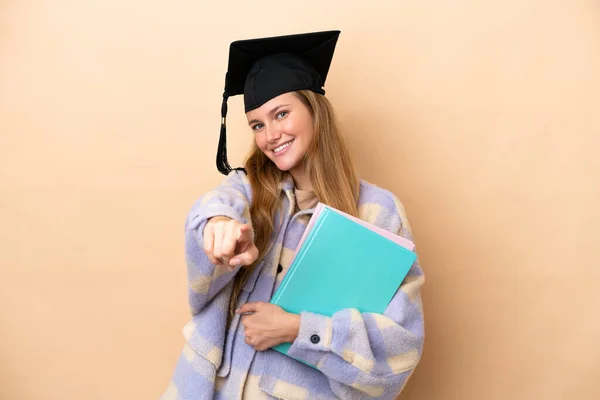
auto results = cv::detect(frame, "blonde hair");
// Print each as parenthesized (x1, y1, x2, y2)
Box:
(228, 90, 360, 320)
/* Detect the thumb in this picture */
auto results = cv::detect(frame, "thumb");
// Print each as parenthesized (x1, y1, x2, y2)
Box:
(236, 302, 259, 314)
(229, 244, 258, 267)
(236, 224, 253, 243)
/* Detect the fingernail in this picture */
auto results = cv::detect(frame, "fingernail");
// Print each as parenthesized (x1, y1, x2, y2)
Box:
(230, 259, 240, 267)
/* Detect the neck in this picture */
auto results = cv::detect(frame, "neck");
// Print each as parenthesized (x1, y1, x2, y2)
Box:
(290, 165, 312, 191)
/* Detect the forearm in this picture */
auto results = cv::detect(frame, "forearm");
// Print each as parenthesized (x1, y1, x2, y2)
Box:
(186, 220, 243, 315)
(185, 172, 253, 315)
(286, 269, 425, 398)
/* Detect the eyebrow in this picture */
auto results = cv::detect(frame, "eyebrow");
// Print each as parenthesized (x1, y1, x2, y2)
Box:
(248, 104, 291, 125)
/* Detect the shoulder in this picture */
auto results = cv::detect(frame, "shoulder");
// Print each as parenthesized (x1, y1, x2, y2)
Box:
(185, 169, 254, 223)
(358, 179, 405, 215)
(221, 169, 253, 195)
(200, 169, 254, 204)
(358, 179, 413, 236)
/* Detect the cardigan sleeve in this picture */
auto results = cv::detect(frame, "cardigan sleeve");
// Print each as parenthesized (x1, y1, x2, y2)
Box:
(286, 203, 425, 399)
(184, 170, 254, 316)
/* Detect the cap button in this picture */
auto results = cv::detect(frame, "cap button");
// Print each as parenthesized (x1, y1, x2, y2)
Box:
(310, 334, 320, 344)
(277, 264, 283, 273)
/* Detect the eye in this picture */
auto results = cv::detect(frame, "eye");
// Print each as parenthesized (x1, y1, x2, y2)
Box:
(251, 123, 264, 131)
(276, 111, 288, 119)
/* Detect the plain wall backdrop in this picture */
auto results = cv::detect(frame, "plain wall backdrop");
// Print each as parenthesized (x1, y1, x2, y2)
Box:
(1, 1, 599, 399)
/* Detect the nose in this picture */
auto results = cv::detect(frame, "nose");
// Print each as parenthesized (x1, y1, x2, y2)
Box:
(265, 124, 282, 143)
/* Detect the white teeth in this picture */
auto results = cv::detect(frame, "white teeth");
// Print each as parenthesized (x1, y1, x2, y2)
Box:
(274, 140, 293, 153)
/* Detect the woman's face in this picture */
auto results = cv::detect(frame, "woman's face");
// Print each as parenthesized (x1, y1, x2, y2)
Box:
(246, 92, 314, 173)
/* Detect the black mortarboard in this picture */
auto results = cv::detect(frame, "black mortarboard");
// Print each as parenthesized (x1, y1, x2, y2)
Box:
(216, 30, 341, 175)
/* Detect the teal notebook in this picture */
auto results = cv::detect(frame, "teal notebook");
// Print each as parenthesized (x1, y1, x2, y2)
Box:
(270, 204, 417, 363)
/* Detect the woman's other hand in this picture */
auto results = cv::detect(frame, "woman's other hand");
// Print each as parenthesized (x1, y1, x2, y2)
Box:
(237, 302, 301, 351)
(203, 216, 259, 267)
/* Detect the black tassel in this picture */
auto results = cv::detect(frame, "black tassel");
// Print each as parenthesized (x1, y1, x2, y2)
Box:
(216, 91, 246, 176)
(216, 91, 232, 175)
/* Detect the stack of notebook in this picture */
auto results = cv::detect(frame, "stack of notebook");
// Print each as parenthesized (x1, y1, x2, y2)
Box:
(270, 203, 417, 362)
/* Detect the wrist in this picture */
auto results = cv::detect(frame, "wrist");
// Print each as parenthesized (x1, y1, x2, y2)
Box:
(285, 313, 301, 342)
(208, 216, 233, 223)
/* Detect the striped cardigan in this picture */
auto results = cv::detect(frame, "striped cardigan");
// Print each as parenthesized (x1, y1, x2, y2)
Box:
(161, 171, 425, 399)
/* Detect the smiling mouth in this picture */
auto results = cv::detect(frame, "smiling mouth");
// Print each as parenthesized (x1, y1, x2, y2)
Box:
(273, 139, 294, 154)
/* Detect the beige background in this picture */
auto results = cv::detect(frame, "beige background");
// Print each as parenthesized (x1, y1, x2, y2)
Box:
(1, 1, 599, 399)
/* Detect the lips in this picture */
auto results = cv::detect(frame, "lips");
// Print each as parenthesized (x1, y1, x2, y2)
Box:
(272, 139, 294, 153)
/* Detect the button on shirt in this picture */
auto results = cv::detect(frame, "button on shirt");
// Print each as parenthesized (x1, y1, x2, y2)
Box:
(273, 188, 319, 283)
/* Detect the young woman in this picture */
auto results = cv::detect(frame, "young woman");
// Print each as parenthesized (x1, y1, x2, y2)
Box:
(161, 30, 425, 400)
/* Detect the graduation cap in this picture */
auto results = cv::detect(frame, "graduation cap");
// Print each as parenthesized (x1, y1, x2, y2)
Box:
(216, 30, 341, 175)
